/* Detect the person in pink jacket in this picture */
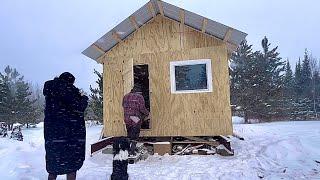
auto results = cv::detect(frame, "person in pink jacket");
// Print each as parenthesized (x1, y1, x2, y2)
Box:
(122, 85, 149, 156)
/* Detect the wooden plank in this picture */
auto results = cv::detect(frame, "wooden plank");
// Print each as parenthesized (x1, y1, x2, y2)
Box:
(129, 16, 139, 30)
(157, 0, 164, 16)
(104, 59, 126, 136)
(201, 18, 208, 33)
(179, 9, 185, 25)
(112, 32, 122, 42)
(90, 137, 115, 156)
(147, 1, 156, 17)
(223, 28, 233, 42)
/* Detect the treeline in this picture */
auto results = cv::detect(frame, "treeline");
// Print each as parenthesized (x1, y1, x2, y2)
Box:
(0, 66, 44, 130)
(0, 65, 104, 130)
(230, 37, 320, 122)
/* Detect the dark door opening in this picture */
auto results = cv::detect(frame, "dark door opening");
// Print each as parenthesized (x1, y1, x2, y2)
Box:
(133, 64, 150, 129)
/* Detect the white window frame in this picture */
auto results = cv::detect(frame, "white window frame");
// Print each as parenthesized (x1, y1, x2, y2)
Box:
(170, 59, 213, 94)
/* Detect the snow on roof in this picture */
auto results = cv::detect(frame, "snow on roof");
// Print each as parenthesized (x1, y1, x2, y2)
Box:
(82, 0, 247, 62)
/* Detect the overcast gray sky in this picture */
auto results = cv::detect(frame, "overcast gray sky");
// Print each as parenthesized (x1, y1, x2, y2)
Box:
(1, 0, 319, 92)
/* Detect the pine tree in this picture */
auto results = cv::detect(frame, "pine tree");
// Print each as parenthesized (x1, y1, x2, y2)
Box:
(15, 78, 36, 127)
(89, 69, 103, 123)
(292, 50, 315, 120)
(0, 66, 37, 129)
(0, 77, 9, 122)
(282, 60, 295, 118)
(301, 49, 312, 98)
(251, 37, 285, 120)
(314, 68, 320, 118)
(294, 59, 303, 98)
(310, 54, 320, 119)
(29, 83, 45, 125)
(283, 60, 295, 96)
(230, 40, 255, 122)
(0, 67, 15, 129)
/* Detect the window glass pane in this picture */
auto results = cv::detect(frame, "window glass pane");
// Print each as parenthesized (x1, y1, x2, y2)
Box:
(175, 64, 207, 91)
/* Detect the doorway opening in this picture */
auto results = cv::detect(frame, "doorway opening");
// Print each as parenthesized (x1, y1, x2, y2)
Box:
(133, 64, 150, 129)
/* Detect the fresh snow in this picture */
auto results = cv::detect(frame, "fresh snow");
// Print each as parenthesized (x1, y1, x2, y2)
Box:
(232, 116, 245, 124)
(0, 121, 320, 179)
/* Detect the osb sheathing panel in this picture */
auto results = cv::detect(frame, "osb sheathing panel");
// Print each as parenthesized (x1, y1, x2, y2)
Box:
(104, 15, 224, 58)
(102, 15, 232, 137)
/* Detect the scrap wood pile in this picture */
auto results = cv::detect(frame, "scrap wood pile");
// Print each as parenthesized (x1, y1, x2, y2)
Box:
(171, 136, 234, 156)
(172, 144, 216, 155)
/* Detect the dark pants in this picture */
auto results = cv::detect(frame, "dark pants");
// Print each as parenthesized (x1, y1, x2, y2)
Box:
(48, 172, 76, 180)
(126, 124, 141, 155)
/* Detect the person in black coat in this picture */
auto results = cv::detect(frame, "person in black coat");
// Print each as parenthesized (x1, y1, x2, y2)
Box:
(43, 72, 88, 180)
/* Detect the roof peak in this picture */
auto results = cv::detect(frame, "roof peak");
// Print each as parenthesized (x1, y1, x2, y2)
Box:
(83, 0, 247, 62)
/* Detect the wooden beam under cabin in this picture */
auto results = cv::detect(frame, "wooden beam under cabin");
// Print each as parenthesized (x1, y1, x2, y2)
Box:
(112, 32, 122, 42)
(157, 0, 164, 16)
(129, 16, 139, 30)
(223, 28, 233, 42)
(179, 9, 185, 25)
(92, 44, 105, 54)
(201, 18, 208, 33)
(147, 1, 156, 17)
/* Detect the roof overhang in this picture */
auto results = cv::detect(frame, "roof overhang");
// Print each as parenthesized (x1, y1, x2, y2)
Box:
(82, 0, 247, 62)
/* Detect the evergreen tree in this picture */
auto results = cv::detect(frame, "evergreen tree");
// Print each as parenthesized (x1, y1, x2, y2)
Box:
(310, 54, 320, 119)
(0, 66, 37, 129)
(15, 79, 36, 127)
(252, 37, 285, 120)
(282, 60, 295, 118)
(0, 77, 10, 122)
(29, 83, 45, 125)
(292, 50, 316, 120)
(314, 68, 320, 118)
(294, 59, 303, 98)
(283, 60, 295, 97)
(230, 40, 255, 123)
(301, 49, 312, 98)
(0, 67, 16, 129)
(89, 69, 103, 123)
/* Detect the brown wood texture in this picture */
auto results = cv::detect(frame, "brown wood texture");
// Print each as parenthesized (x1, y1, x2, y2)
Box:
(102, 15, 232, 137)
(122, 58, 133, 95)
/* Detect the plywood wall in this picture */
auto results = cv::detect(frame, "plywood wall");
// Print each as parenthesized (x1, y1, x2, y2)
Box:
(102, 15, 232, 137)
(104, 16, 224, 58)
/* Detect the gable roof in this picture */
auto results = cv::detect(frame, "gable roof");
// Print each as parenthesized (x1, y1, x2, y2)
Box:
(82, 0, 247, 62)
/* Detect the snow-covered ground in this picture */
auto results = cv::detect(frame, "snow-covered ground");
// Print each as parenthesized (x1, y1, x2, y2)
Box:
(0, 120, 320, 180)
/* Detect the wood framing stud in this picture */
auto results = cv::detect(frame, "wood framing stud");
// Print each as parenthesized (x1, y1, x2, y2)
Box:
(223, 28, 233, 42)
(157, 0, 164, 16)
(129, 16, 139, 30)
(148, 2, 156, 17)
(112, 32, 122, 42)
(201, 18, 208, 33)
(179, 9, 185, 25)
(92, 44, 106, 54)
